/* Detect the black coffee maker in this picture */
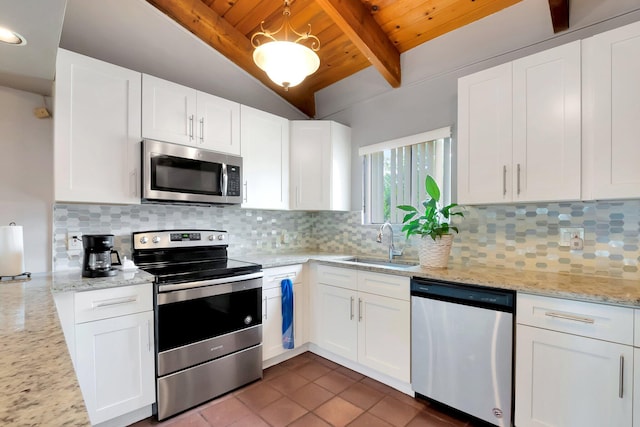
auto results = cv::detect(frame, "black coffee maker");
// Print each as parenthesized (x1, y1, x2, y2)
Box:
(82, 234, 121, 278)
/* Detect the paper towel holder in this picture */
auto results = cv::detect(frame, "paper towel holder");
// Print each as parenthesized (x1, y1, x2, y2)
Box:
(0, 222, 31, 281)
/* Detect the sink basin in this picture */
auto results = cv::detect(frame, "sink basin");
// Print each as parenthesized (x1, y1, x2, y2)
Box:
(342, 257, 419, 269)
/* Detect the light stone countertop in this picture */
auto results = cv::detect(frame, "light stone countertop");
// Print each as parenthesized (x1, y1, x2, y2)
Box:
(0, 274, 89, 426)
(239, 252, 640, 308)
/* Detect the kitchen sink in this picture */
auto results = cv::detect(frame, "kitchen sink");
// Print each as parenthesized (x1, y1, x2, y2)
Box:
(342, 257, 419, 269)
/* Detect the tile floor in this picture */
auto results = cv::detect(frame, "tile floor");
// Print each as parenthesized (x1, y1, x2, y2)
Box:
(132, 352, 475, 427)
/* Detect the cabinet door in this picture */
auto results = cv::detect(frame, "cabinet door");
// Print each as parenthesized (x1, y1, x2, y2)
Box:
(290, 121, 331, 210)
(512, 41, 581, 202)
(357, 292, 410, 382)
(54, 49, 141, 204)
(197, 92, 240, 155)
(315, 284, 358, 361)
(142, 74, 196, 145)
(634, 349, 640, 427)
(515, 325, 632, 427)
(75, 311, 155, 425)
(240, 105, 289, 210)
(262, 287, 284, 361)
(293, 282, 305, 348)
(584, 21, 640, 200)
(457, 63, 513, 204)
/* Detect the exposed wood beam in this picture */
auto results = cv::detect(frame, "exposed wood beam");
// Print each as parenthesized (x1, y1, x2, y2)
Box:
(315, 0, 401, 88)
(146, 0, 316, 116)
(548, 0, 569, 33)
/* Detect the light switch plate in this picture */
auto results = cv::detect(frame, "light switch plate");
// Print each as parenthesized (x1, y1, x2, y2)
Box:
(67, 232, 83, 254)
(559, 227, 584, 247)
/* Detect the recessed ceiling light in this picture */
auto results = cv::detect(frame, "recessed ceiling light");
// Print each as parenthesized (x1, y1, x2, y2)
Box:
(0, 27, 27, 46)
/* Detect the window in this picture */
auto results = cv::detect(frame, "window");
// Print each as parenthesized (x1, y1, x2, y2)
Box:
(360, 127, 452, 224)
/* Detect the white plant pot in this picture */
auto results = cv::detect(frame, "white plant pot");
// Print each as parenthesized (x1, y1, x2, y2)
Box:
(419, 234, 453, 269)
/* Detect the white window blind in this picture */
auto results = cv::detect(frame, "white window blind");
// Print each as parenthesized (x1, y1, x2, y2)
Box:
(361, 127, 451, 224)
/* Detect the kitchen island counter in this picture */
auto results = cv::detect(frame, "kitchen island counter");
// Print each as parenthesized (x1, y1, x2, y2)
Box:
(0, 275, 89, 426)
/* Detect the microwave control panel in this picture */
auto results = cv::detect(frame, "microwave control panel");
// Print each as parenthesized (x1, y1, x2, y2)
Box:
(227, 165, 241, 197)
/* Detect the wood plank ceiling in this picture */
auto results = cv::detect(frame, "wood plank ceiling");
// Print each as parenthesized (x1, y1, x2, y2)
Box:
(147, 0, 565, 117)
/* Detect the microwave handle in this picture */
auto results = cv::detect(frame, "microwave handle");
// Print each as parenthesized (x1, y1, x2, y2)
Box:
(221, 164, 228, 197)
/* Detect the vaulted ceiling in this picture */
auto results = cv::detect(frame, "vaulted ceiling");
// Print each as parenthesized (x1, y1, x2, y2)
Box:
(146, 0, 568, 117)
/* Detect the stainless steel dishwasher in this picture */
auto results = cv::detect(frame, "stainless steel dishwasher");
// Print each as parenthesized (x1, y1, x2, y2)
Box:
(411, 278, 515, 426)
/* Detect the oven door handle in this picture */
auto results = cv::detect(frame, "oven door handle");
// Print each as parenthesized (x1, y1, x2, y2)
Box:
(157, 272, 264, 304)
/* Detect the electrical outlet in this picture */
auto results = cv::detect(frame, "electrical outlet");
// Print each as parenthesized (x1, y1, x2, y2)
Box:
(559, 228, 584, 247)
(67, 232, 83, 253)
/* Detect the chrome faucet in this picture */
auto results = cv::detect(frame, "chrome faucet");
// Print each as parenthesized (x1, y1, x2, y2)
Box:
(376, 222, 403, 261)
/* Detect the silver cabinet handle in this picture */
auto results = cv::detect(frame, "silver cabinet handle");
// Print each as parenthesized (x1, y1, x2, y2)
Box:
(350, 296, 354, 320)
(503, 165, 507, 196)
(199, 117, 204, 143)
(189, 115, 194, 140)
(147, 319, 152, 352)
(243, 181, 248, 203)
(619, 355, 624, 398)
(517, 163, 521, 195)
(263, 296, 268, 320)
(544, 311, 595, 324)
(92, 296, 137, 308)
(130, 170, 138, 197)
(358, 298, 363, 322)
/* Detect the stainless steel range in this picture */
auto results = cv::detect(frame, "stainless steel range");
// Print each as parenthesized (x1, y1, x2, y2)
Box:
(132, 229, 263, 421)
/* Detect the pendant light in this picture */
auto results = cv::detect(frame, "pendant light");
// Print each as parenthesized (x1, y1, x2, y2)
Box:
(251, 0, 320, 91)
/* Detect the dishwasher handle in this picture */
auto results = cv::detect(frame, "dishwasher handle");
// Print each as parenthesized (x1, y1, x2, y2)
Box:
(411, 278, 515, 313)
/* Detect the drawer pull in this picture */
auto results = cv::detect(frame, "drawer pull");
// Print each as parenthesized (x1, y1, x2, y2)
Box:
(544, 311, 595, 324)
(269, 273, 296, 281)
(92, 296, 138, 308)
(350, 296, 354, 320)
(358, 298, 363, 322)
(619, 355, 624, 398)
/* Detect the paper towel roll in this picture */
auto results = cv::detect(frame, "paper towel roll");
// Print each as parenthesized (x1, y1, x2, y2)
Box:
(0, 225, 25, 276)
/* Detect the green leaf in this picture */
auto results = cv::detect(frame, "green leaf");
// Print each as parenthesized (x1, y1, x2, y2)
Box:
(425, 175, 440, 201)
(397, 205, 417, 212)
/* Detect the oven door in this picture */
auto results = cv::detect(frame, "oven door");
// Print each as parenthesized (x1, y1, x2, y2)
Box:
(142, 139, 243, 204)
(156, 274, 262, 376)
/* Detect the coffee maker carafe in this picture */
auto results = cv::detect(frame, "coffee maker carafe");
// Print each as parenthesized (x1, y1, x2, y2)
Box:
(82, 234, 121, 278)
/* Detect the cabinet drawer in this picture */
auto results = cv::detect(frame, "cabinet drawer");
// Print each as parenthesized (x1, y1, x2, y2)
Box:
(517, 293, 633, 345)
(317, 265, 357, 290)
(75, 283, 153, 324)
(263, 265, 304, 290)
(357, 271, 409, 301)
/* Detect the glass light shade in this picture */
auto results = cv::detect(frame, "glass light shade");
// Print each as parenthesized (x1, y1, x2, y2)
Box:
(0, 27, 26, 45)
(253, 41, 319, 89)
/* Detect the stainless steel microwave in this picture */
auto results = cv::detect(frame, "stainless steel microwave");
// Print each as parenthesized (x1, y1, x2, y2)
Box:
(141, 139, 242, 205)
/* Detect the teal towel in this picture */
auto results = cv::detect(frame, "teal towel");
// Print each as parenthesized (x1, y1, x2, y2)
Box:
(281, 278, 294, 349)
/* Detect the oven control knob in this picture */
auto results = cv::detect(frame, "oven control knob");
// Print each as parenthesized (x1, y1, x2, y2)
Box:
(152, 236, 161, 244)
(140, 236, 148, 244)
(217, 234, 226, 241)
(208, 235, 214, 241)
(244, 315, 252, 325)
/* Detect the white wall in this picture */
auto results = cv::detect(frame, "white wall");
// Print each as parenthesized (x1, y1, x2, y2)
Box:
(0, 86, 53, 273)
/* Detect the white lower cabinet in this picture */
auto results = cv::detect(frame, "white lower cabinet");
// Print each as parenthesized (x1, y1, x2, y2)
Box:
(515, 293, 634, 427)
(313, 266, 410, 382)
(262, 265, 306, 361)
(73, 283, 155, 426)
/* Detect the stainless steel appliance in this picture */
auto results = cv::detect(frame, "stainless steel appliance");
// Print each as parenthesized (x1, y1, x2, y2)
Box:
(81, 234, 121, 277)
(141, 139, 243, 205)
(411, 278, 515, 426)
(132, 229, 263, 421)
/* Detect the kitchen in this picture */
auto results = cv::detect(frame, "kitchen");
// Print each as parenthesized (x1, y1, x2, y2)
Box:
(2, 0, 640, 426)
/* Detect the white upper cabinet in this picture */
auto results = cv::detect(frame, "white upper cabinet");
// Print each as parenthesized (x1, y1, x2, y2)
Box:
(457, 41, 581, 204)
(54, 49, 142, 205)
(583, 20, 640, 200)
(457, 62, 513, 204)
(240, 105, 289, 210)
(512, 41, 581, 202)
(290, 120, 351, 211)
(142, 74, 240, 155)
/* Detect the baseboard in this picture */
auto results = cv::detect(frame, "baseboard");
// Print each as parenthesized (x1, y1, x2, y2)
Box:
(262, 343, 311, 369)
(307, 343, 414, 396)
(94, 405, 153, 427)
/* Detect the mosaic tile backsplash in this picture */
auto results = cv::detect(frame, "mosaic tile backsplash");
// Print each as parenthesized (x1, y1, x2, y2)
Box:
(54, 200, 640, 279)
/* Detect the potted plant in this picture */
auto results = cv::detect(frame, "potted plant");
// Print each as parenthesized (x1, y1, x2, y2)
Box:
(397, 175, 464, 268)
